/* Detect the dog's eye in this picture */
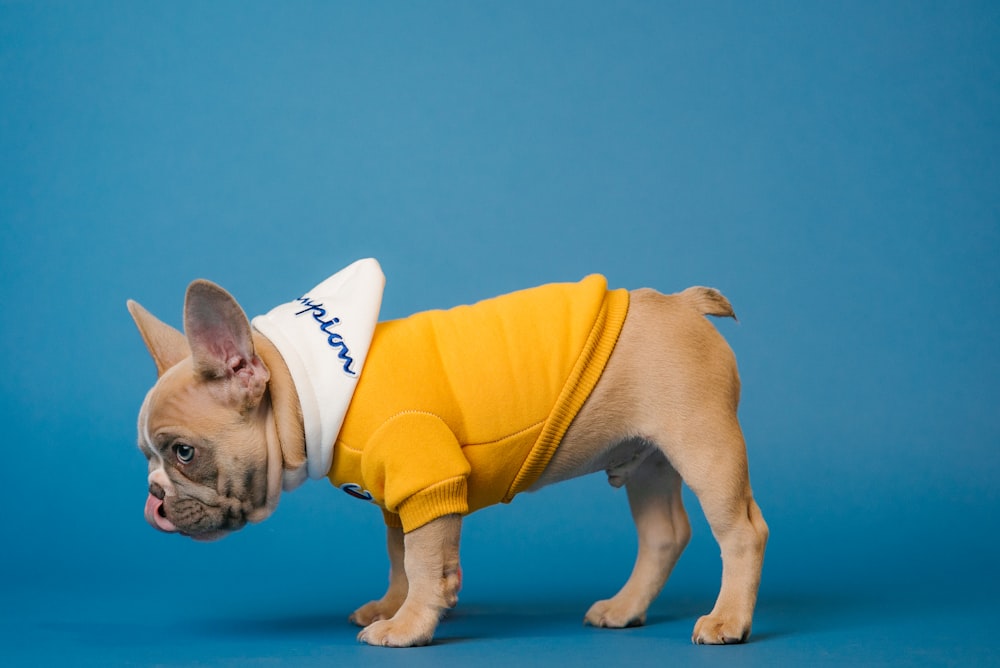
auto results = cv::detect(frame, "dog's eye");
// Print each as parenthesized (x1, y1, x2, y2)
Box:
(174, 443, 195, 464)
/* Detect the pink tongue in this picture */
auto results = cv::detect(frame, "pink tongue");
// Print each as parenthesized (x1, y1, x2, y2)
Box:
(145, 494, 178, 533)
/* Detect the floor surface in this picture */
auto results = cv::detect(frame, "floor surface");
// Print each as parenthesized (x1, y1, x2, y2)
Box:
(4, 577, 996, 667)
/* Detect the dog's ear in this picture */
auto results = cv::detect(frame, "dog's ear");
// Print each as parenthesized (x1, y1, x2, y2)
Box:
(184, 280, 269, 408)
(127, 300, 190, 376)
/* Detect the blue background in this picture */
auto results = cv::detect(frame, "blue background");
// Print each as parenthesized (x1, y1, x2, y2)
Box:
(2, 2, 997, 666)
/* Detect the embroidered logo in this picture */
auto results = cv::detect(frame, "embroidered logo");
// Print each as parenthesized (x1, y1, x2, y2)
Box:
(294, 296, 357, 375)
(340, 483, 374, 502)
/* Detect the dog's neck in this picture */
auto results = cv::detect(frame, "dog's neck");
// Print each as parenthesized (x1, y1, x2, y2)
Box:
(253, 331, 309, 490)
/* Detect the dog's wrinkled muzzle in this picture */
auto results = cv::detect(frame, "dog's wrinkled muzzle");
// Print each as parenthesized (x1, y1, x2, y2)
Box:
(144, 493, 178, 533)
(144, 492, 228, 541)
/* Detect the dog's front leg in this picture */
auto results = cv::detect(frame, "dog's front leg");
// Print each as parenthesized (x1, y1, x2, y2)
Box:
(357, 514, 462, 647)
(350, 526, 408, 626)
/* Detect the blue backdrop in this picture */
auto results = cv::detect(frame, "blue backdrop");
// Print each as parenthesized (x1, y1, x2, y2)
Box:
(1, 2, 997, 666)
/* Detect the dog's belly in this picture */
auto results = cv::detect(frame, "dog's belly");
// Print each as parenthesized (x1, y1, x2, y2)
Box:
(529, 436, 656, 491)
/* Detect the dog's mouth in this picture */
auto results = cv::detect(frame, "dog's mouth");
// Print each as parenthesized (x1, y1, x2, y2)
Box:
(145, 493, 178, 533)
(143, 493, 230, 542)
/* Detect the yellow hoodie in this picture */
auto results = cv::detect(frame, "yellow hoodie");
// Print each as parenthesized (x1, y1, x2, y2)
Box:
(327, 274, 629, 532)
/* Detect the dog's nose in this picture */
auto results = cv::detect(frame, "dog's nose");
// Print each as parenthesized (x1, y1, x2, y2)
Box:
(149, 481, 166, 500)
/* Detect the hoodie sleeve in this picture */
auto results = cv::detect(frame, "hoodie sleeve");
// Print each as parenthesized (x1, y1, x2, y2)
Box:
(360, 411, 472, 532)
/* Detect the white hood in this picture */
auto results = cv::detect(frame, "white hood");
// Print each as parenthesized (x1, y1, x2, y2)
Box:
(251, 258, 385, 487)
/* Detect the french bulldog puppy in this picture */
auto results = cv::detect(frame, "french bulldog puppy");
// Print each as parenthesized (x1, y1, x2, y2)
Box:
(128, 262, 767, 647)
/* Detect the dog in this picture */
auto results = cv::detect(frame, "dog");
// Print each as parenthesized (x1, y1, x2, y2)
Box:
(128, 259, 768, 647)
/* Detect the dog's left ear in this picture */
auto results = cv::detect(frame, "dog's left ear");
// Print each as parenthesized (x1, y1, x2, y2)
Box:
(184, 280, 270, 409)
(128, 300, 190, 376)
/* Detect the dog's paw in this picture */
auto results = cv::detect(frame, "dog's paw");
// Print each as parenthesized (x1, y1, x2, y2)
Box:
(349, 597, 405, 627)
(691, 613, 751, 644)
(357, 616, 435, 648)
(584, 598, 647, 629)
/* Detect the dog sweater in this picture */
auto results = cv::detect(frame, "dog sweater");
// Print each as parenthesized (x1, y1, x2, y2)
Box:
(254, 260, 629, 532)
(329, 274, 629, 532)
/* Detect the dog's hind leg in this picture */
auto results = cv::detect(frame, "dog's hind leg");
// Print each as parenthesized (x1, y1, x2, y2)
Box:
(585, 449, 691, 628)
(662, 415, 768, 644)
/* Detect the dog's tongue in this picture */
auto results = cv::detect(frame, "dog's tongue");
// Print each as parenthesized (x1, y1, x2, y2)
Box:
(144, 494, 178, 533)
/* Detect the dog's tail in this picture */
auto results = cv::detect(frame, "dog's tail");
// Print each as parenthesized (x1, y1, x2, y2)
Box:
(680, 286, 737, 321)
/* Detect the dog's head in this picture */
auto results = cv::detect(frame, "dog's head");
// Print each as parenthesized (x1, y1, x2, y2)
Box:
(128, 281, 283, 540)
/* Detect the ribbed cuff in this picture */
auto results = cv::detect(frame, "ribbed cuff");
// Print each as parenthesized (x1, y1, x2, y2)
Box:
(396, 476, 469, 533)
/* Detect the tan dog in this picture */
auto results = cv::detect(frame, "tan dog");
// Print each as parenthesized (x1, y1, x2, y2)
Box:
(128, 272, 767, 647)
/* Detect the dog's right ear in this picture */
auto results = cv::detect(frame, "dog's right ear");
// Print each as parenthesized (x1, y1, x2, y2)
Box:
(127, 300, 190, 376)
(183, 280, 269, 410)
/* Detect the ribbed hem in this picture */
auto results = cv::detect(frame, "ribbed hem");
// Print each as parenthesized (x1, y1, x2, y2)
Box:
(382, 510, 403, 529)
(396, 476, 469, 533)
(504, 288, 630, 500)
